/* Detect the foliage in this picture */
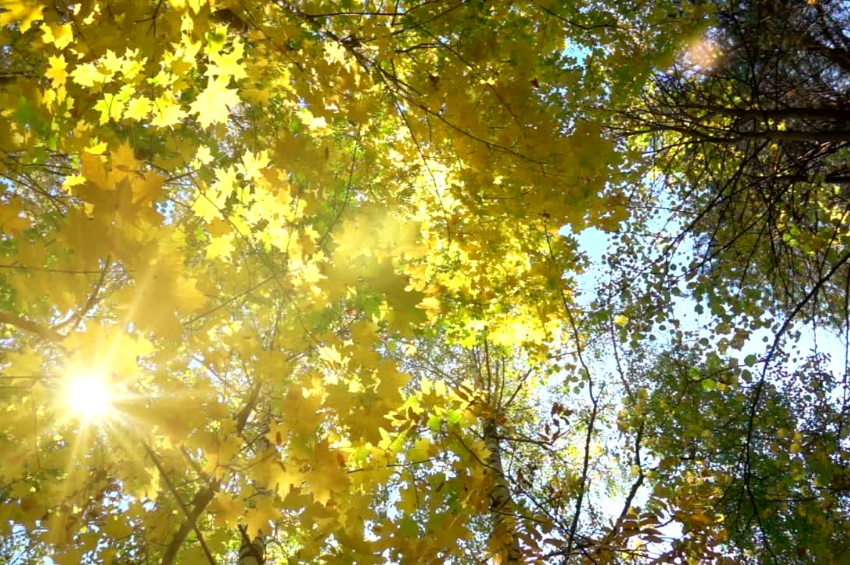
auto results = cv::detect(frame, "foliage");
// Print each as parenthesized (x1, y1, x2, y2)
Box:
(0, 0, 847, 564)
(617, 0, 850, 329)
(606, 0, 850, 561)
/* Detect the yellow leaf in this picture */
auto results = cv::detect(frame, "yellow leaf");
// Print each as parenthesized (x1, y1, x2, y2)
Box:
(124, 96, 152, 121)
(100, 49, 123, 74)
(151, 94, 186, 128)
(94, 93, 127, 124)
(71, 62, 106, 88)
(212, 166, 238, 200)
(0, 198, 31, 235)
(85, 140, 108, 155)
(434, 380, 447, 397)
(102, 515, 133, 539)
(210, 492, 245, 528)
(266, 420, 288, 447)
(173, 277, 208, 313)
(319, 344, 344, 366)
(131, 173, 164, 205)
(299, 260, 327, 285)
(323, 41, 348, 66)
(45, 54, 68, 86)
(3, 349, 41, 375)
(307, 441, 349, 505)
(170, 0, 207, 13)
(41, 22, 72, 49)
(206, 234, 234, 260)
(297, 108, 328, 133)
(195, 145, 214, 165)
(239, 149, 270, 182)
(54, 548, 83, 565)
(81, 150, 111, 188)
(207, 37, 246, 80)
(110, 142, 141, 178)
(245, 496, 280, 538)
(190, 76, 240, 128)
(192, 194, 221, 223)
(417, 296, 441, 314)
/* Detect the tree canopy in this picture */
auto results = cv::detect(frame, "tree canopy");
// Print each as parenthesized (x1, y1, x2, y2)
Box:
(0, 0, 847, 564)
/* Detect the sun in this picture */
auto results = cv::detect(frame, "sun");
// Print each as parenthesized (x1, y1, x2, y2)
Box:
(63, 371, 115, 423)
(685, 36, 721, 70)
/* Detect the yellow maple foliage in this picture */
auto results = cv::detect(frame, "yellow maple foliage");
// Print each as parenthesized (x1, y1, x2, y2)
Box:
(0, 1, 719, 564)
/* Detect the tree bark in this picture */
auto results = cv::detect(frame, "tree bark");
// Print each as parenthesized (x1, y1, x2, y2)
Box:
(682, 105, 850, 121)
(160, 483, 219, 565)
(628, 124, 850, 144)
(238, 529, 265, 565)
(160, 383, 262, 565)
(0, 310, 63, 342)
(483, 417, 523, 564)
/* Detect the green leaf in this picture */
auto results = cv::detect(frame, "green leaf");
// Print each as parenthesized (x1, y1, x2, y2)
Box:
(400, 516, 418, 536)
(428, 413, 442, 432)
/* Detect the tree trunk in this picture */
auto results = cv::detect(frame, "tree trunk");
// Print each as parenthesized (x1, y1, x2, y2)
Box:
(483, 417, 523, 564)
(238, 533, 265, 565)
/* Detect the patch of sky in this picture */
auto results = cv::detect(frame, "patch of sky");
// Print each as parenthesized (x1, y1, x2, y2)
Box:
(563, 42, 591, 66)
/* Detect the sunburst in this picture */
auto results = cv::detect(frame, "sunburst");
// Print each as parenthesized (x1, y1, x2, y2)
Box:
(62, 370, 116, 424)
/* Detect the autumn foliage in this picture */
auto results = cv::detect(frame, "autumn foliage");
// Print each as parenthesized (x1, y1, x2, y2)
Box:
(0, 0, 848, 564)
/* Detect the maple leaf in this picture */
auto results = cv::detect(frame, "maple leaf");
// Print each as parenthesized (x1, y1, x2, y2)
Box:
(0, 198, 31, 235)
(102, 515, 133, 539)
(299, 260, 327, 286)
(416, 296, 441, 321)
(124, 96, 152, 121)
(172, 277, 208, 313)
(151, 94, 186, 128)
(190, 75, 240, 128)
(245, 496, 281, 538)
(70, 62, 106, 88)
(1, 1, 841, 563)
(206, 234, 234, 259)
(297, 108, 328, 132)
(94, 93, 128, 124)
(239, 149, 270, 181)
(319, 344, 345, 366)
(131, 173, 164, 205)
(45, 54, 68, 86)
(207, 37, 247, 80)
(41, 22, 72, 49)
(324, 41, 348, 66)
(306, 441, 350, 505)
(194, 145, 214, 165)
(192, 191, 222, 222)
(170, 0, 207, 14)
(210, 492, 245, 528)
(266, 420, 288, 447)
